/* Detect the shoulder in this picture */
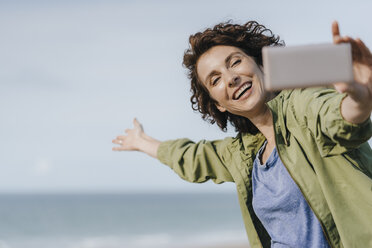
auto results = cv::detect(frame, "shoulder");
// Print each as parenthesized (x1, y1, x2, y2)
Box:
(228, 132, 266, 157)
(269, 87, 339, 105)
(268, 87, 345, 120)
(199, 132, 264, 160)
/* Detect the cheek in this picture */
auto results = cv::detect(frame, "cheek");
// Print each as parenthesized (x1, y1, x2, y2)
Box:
(236, 61, 255, 74)
(210, 84, 227, 102)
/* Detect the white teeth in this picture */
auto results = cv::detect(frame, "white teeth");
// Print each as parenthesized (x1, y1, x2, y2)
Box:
(234, 82, 252, 100)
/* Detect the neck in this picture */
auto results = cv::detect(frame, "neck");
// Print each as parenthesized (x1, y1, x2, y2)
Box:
(243, 103, 275, 146)
(243, 92, 277, 145)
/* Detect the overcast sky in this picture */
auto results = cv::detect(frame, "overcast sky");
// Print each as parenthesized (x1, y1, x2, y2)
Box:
(1, 0, 371, 193)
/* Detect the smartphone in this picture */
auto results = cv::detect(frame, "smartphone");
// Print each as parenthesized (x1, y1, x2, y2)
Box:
(262, 43, 354, 91)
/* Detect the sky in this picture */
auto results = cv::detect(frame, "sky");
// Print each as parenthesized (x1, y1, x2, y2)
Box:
(0, 0, 371, 193)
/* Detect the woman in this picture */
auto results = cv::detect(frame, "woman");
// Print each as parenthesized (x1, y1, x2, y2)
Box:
(112, 21, 372, 248)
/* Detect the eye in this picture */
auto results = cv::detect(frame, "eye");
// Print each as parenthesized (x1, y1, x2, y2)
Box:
(231, 59, 241, 67)
(211, 77, 220, 86)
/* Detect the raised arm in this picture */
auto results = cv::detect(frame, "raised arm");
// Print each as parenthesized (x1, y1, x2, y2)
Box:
(112, 118, 161, 158)
(287, 87, 372, 156)
(332, 21, 372, 124)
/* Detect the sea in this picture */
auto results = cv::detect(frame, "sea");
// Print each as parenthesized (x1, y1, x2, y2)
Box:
(0, 193, 248, 248)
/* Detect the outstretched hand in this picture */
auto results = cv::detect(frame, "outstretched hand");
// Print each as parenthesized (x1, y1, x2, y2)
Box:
(332, 21, 372, 113)
(112, 118, 145, 151)
(112, 118, 161, 158)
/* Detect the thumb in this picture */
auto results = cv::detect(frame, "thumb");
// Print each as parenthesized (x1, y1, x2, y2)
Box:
(333, 81, 367, 101)
(133, 118, 144, 131)
(333, 82, 349, 94)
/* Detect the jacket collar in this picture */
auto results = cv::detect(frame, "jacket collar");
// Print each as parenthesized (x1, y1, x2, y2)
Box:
(267, 90, 290, 146)
(240, 132, 265, 157)
(239, 90, 291, 154)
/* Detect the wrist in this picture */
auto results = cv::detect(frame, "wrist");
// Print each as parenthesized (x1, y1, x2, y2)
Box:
(341, 95, 371, 124)
(137, 133, 161, 158)
(136, 133, 150, 152)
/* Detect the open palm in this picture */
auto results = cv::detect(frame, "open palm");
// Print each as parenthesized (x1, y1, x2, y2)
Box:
(112, 118, 144, 151)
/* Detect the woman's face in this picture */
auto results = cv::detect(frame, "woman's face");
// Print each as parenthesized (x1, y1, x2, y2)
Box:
(196, 45, 268, 118)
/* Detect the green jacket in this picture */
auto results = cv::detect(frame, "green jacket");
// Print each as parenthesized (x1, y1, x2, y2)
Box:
(157, 88, 372, 248)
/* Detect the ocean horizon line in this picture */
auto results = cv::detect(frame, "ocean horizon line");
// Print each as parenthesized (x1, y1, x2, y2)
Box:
(0, 190, 237, 195)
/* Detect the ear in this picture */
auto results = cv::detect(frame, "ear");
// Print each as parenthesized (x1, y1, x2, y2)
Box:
(216, 103, 227, 112)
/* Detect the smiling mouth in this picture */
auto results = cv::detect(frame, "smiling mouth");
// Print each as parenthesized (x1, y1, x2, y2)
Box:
(233, 81, 252, 100)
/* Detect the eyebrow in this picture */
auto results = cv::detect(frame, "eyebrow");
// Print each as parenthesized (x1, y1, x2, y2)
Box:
(204, 51, 243, 85)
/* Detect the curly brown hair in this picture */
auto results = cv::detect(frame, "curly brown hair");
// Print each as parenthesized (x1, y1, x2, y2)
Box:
(183, 21, 284, 133)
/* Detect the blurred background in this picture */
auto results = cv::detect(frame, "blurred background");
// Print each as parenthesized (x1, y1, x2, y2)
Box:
(0, 0, 371, 247)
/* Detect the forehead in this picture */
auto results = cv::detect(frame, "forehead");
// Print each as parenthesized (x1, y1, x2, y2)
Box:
(197, 45, 244, 69)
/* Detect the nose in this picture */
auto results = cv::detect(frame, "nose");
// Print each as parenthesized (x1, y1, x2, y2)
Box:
(228, 74, 241, 87)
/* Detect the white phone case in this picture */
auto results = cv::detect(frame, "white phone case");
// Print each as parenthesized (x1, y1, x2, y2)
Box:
(262, 43, 354, 90)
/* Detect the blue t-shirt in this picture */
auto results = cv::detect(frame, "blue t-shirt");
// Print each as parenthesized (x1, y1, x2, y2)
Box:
(251, 142, 330, 248)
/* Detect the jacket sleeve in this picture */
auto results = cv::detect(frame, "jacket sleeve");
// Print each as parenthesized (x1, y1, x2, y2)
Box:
(289, 87, 372, 156)
(157, 138, 234, 184)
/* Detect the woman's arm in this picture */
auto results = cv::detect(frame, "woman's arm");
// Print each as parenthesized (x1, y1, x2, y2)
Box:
(112, 118, 161, 158)
(286, 86, 372, 156)
(112, 118, 234, 183)
(157, 138, 234, 183)
(332, 21, 372, 124)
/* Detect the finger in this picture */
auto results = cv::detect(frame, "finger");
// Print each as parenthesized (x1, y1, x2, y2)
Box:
(112, 136, 126, 143)
(125, 129, 130, 133)
(332, 21, 341, 43)
(112, 139, 123, 145)
(348, 38, 365, 61)
(356, 38, 372, 56)
(341, 36, 352, 42)
(333, 82, 350, 94)
(133, 118, 143, 130)
(133, 118, 139, 126)
(112, 147, 125, 151)
(335, 35, 353, 45)
(133, 118, 141, 128)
